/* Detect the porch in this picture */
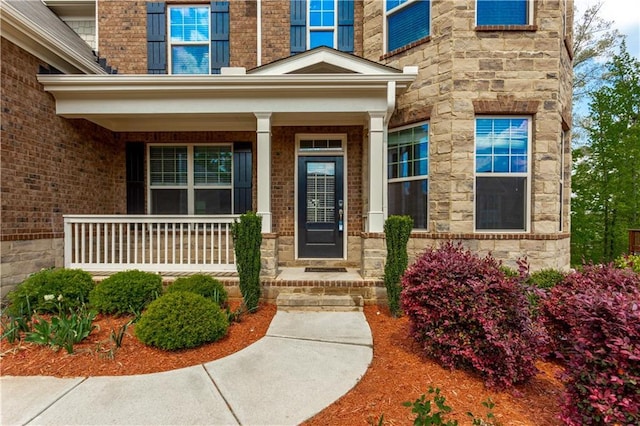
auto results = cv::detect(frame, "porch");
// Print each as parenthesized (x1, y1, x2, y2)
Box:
(65, 214, 385, 303)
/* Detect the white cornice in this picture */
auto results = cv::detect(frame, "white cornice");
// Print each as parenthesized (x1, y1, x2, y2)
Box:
(0, 1, 105, 74)
(37, 72, 418, 131)
(37, 73, 417, 93)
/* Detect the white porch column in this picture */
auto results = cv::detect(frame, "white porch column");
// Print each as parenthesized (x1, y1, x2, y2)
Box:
(367, 112, 386, 232)
(255, 113, 272, 233)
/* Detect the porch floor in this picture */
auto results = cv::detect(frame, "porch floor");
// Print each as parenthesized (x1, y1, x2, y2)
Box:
(274, 267, 364, 282)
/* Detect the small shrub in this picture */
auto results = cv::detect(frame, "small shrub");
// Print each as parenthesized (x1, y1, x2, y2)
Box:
(383, 215, 413, 317)
(614, 254, 640, 274)
(89, 270, 162, 315)
(166, 274, 228, 308)
(135, 291, 229, 350)
(7, 268, 94, 316)
(232, 212, 262, 312)
(25, 306, 97, 354)
(403, 387, 458, 426)
(540, 264, 640, 424)
(527, 268, 566, 290)
(401, 242, 544, 390)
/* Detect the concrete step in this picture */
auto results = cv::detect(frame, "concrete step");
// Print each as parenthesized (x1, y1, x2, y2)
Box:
(276, 292, 363, 312)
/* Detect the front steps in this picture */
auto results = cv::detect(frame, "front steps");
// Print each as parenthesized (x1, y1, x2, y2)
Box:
(275, 290, 364, 312)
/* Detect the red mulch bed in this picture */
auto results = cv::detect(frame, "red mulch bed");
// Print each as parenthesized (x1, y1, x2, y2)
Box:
(1, 304, 563, 424)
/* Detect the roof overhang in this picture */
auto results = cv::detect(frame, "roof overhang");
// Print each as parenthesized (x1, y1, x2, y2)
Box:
(38, 50, 418, 131)
(0, 1, 105, 75)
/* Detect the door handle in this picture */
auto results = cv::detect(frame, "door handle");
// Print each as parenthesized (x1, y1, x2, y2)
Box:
(338, 200, 344, 231)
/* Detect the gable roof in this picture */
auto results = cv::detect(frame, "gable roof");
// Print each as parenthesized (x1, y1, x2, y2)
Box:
(249, 46, 408, 75)
(0, 0, 105, 74)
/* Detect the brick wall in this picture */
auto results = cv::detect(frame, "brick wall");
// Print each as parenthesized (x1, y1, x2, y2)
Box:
(97, 1, 365, 72)
(1, 38, 126, 293)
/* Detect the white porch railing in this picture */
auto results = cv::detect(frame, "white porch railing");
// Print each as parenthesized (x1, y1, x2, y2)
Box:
(63, 215, 238, 273)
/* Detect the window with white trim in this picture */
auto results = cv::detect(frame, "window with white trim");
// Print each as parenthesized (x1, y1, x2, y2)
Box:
(169, 5, 210, 74)
(309, 0, 337, 49)
(475, 117, 531, 231)
(388, 123, 429, 229)
(386, 0, 430, 52)
(476, 0, 531, 26)
(149, 145, 232, 214)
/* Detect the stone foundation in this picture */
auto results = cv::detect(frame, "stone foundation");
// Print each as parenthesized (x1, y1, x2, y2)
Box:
(1, 238, 64, 298)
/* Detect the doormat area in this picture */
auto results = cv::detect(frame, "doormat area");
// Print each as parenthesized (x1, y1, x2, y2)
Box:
(304, 267, 348, 273)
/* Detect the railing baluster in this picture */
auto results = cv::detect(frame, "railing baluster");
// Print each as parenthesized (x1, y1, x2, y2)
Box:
(149, 222, 154, 264)
(118, 223, 123, 264)
(172, 223, 176, 264)
(225, 223, 230, 265)
(164, 223, 168, 265)
(134, 223, 138, 264)
(187, 223, 192, 264)
(179, 223, 184, 264)
(88, 223, 93, 264)
(195, 222, 199, 264)
(203, 223, 207, 264)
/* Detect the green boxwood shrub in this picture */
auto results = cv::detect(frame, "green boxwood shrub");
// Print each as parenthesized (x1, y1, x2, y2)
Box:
(231, 211, 262, 312)
(401, 242, 545, 390)
(7, 268, 94, 316)
(166, 274, 228, 308)
(383, 215, 413, 317)
(135, 291, 229, 350)
(527, 268, 566, 290)
(89, 270, 162, 315)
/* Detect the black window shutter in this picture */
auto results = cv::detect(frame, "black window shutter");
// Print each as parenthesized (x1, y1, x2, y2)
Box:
(211, 1, 230, 74)
(338, 0, 354, 53)
(233, 142, 253, 214)
(290, 0, 307, 54)
(126, 143, 145, 214)
(147, 2, 167, 74)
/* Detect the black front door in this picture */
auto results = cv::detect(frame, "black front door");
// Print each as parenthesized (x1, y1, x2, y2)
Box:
(298, 156, 344, 258)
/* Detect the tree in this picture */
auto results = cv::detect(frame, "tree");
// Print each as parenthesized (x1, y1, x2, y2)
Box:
(571, 44, 640, 264)
(572, 1, 622, 102)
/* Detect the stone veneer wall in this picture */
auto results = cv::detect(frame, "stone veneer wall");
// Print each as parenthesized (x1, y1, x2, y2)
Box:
(1, 39, 125, 296)
(361, 0, 572, 270)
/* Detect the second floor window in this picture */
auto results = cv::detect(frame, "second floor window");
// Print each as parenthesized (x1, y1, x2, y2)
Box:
(169, 6, 210, 74)
(386, 0, 430, 53)
(476, 0, 530, 26)
(309, 0, 336, 48)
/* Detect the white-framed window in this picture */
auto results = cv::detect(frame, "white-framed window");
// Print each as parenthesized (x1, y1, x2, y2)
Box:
(475, 117, 531, 231)
(308, 0, 337, 49)
(476, 0, 532, 26)
(388, 123, 429, 229)
(148, 144, 233, 214)
(168, 5, 210, 74)
(385, 0, 431, 53)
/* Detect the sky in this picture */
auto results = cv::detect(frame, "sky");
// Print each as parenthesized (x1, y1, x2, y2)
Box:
(574, 0, 640, 59)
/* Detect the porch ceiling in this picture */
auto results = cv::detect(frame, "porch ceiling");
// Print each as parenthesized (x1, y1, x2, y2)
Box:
(38, 71, 418, 132)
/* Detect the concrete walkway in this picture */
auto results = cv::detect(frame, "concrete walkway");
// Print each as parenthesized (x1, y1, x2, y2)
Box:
(0, 311, 372, 425)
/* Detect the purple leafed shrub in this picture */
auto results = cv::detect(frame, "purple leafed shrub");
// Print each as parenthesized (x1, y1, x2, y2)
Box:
(401, 242, 544, 390)
(541, 264, 640, 425)
(540, 264, 640, 358)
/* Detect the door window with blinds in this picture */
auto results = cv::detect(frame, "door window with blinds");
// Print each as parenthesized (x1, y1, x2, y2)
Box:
(306, 162, 336, 223)
(149, 144, 232, 214)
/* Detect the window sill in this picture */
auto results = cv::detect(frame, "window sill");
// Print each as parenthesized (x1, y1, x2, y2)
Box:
(380, 36, 431, 61)
(475, 25, 537, 32)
